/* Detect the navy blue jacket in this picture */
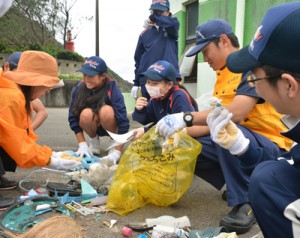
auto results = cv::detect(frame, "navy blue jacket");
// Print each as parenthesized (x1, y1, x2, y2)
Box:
(134, 14, 180, 86)
(132, 86, 196, 130)
(68, 80, 129, 135)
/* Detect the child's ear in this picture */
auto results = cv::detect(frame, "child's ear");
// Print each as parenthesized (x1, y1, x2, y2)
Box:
(282, 73, 299, 98)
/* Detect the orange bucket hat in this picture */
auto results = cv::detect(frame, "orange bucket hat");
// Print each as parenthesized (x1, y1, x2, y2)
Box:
(4, 50, 60, 87)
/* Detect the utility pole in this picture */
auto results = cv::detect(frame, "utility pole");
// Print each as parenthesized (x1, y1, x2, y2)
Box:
(95, 0, 99, 56)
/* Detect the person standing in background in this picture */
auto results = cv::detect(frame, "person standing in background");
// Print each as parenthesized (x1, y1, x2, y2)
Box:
(131, 0, 181, 100)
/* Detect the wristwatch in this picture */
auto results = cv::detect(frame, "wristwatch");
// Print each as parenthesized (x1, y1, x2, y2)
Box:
(183, 111, 193, 127)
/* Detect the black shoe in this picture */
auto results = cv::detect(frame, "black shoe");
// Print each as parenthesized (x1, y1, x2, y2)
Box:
(0, 196, 15, 210)
(222, 190, 227, 201)
(220, 203, 256, 234)
(0, 176, 18, 190)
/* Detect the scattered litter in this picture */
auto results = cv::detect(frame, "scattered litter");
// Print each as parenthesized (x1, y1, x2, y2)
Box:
(81, 199, 92, 204)
(121, 226, 132, 237)
(0, 197, 74, 233)
(65, 201, 94, 216)
(137, 234, 148, 238)
(214, 232, 238, 238)
(35, 203, 57, 211)
(91, 196, 108, 206)
(18, 188, 49, 201)
(46, 180, 81, 196)
(109, 219, 117, 228)
(103, 221, 111, 227)
(102, 219, 117, 229)
(152, 225, 178, 238)
(126, 222, 153, 232)
(81, 178, 98, 195)
(95, 214, 102, 221)
(146, 215, 191, 229)
(189, 226, 229, 238)
(56, 192, 99, 204)
(90, 205, 108, 213)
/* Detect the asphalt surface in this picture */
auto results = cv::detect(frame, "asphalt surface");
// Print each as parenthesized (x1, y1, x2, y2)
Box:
(1, 108, 261, 238)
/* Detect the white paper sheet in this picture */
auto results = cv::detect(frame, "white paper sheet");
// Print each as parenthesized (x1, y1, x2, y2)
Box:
(105, 130, 136, 151)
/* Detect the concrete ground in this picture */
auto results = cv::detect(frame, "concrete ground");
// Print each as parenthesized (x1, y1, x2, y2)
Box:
(1, 108, 261, 238)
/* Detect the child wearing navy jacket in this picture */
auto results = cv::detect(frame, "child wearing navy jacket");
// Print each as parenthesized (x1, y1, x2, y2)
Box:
(132, 60, 197, 139)
(68, 56, 129, 165)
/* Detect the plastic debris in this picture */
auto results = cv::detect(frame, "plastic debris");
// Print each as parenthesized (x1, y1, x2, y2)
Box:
(122, 226, 132, 237)
(65, 201, 94, 216)
(109, 219, 117, 228)
(146, 215, 191, 229)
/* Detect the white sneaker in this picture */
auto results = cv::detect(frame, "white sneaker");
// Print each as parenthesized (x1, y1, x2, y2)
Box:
(89, 136, 101, 155)
(107, 139, 115, 155)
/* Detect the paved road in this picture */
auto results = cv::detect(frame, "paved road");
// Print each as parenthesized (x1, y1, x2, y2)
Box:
(2, 108, 261, 238)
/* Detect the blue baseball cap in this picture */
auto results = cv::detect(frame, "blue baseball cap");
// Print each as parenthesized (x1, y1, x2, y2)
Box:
(140, 60, 176, 83)
(186, 19, 232, 57)
(5, 52, 22, 70)
(149, 0, 169, 12)
(227, 2, 300, 73)
(78, 56, 107, 76)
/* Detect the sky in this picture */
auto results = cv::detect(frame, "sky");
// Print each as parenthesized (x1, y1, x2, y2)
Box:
(72, 1, 149, 84)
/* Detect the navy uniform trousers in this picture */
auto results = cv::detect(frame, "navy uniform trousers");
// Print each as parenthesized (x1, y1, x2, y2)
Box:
(195, 124, 284, 207)
(249, 146, 300, 238)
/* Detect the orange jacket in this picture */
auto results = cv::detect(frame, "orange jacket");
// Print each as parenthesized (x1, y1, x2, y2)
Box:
(213, 67, 292, 151)
(0, 76, 52, 168)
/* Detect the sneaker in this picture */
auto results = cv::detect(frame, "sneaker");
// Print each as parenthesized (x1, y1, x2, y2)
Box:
(220, 203, 256, 234)
(89, 136, 101, 155)
(0, 176, 18, 190)
(0, 196, 15, 210)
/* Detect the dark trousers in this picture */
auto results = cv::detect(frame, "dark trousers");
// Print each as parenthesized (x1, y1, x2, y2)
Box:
(0, 147, 17, 175)
(250, 160, 300, 238)
(195, 125, 283, 207)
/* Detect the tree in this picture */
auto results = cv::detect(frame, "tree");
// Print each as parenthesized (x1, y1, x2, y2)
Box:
(0, 0, 92, 50)
(58, 0, 93, 48)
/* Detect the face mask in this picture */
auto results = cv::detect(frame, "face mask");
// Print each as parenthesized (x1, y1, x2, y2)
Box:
(0, 0, 13, 17)
(145, 84, 164, 98)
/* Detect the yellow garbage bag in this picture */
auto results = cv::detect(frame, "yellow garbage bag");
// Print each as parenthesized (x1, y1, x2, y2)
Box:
(106, 126, 202, 216)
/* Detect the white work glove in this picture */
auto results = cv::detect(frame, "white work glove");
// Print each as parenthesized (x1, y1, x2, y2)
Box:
(207, 107, 250, 155)
(131, 127, 145, 140)
(101, 150, 121, 166)
(143, 19, 154, 29)
(131, 86, 139, 99)
(76, 142, 93, 158)
(48, 152, 81, 170)
(155, 112, 186, 138)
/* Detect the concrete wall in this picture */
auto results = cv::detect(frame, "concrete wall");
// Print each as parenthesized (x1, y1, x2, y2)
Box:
(40, 80, 136, 113)
(0, 53, 136, 112)
(0, 53, 83, 75)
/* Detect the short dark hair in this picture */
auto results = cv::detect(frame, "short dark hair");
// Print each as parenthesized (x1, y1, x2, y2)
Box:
(212, 33, 240, 48)
(262, 65, 300, 87)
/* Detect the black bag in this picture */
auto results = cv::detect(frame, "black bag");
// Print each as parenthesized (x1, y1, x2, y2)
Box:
(46, 180, 81, 196)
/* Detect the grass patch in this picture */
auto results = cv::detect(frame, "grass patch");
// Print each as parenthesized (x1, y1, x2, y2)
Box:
(59, 74, 82, 80)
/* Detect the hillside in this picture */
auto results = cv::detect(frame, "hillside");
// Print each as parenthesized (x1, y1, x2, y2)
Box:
(107, 68, 133, 93)
(0, 2, 133, 93)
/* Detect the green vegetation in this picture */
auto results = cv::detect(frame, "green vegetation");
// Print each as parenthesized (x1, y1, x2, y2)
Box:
(59, 74, 82, 80)
(0, 0, 133, 92)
